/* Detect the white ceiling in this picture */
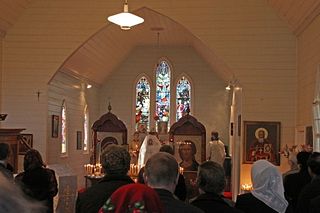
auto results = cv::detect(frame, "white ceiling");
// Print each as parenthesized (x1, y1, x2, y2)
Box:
(1, 0, 320, 84)
(59, 7, 233, 84)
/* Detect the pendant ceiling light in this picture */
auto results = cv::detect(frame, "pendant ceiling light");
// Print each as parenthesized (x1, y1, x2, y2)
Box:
(107, 0, 144, 30)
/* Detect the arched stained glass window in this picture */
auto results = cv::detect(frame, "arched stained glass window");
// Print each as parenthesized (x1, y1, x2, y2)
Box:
(61, 100, 67, 154)
(155, 61, 170, 124)
(176, 76, 191, 121)
(135, 77, 150, 131)
(83, 105, 89, 152)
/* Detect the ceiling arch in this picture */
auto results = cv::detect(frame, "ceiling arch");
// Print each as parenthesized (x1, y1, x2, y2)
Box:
(57, 7, 234, 85)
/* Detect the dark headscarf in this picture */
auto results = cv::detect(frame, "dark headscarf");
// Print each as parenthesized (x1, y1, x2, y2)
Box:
(23, 149, 45, 171)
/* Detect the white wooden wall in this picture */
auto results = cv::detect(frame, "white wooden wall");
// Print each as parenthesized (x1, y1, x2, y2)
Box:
(0, 38, 2, 113)
(48, 71, 100, 187)
(99, 46, 231, 146)
(297, 15, 320, 126)
(0, 0, 297, 188)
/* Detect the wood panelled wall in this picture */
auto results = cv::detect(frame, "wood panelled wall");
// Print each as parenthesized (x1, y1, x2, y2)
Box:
(1, 0, 297, 187)
(0, 38, 2, 114)
(297, 15, 320, 126)
(99, 46, 230, 145)
(48, 71, 100, 187)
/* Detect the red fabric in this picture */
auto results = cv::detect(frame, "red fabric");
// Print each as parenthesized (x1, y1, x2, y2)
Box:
(223, 191, 232, 199)
(99, 183, 164, 213)
(78, 188, 86, 194)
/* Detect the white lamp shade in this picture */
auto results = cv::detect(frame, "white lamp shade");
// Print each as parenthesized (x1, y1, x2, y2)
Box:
(108, 12, 144, 30)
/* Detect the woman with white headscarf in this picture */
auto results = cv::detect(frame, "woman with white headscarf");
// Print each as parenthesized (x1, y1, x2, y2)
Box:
(235, 160, 291, 213)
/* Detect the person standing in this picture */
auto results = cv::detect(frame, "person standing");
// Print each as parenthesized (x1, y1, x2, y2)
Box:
(295, 152, 320, 213)
(129, 131, 141, 164)
(15, 149, 58, 213)
(207, 131, 226, 166)
(191, 161, 243, 213)
(0, 143, 13, 180)
(76, 144, 134, 213)
(144, 152, 203, 213)
(235, 160, 290, 213)
(283, 151, 311, 210)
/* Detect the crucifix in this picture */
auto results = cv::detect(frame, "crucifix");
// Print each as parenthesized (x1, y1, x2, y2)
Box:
(36, 90, 42, 101)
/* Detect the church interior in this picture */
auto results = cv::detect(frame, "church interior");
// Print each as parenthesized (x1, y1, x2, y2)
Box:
(0, 0, 320, 210)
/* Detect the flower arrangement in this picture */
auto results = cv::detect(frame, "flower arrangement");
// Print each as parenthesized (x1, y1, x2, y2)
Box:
(280, 144, 313, 158)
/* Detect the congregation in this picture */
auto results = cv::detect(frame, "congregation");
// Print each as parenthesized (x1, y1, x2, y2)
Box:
(1, 140, 320, 213)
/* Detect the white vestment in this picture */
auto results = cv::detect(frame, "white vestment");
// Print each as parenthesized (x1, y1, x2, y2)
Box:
(138, 134, 161, 168)
(208, 139, 226, 166)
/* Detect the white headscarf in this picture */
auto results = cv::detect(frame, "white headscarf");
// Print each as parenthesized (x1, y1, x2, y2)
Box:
(138, 134, 161, 168)
(251, 160, 288, 213)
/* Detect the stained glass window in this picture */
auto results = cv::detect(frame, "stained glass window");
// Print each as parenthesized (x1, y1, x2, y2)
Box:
(176, 76, 191, 121)
(83, 105, 89, 152)
(61, 100, 67, 154)
(155, 61, 170, 124)
(135, 77, 150, 131)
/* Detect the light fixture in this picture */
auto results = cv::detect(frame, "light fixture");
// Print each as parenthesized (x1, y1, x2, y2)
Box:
(86, 84, 92, 89)
(107, 0, 144, 30)
(225, 78, 241, 91)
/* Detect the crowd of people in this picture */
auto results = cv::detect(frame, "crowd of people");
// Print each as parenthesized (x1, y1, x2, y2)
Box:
(0, 137, 320, 213)
(0, 143, 57, 213)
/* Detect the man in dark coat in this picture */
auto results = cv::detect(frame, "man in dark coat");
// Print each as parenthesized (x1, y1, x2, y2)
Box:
(0, 143, 13, 180)
(191, 161, 243, 213)
(144, 152, 203, 213)
(296, 152, 320, 213)
(138, 145, 187, 201)
(283, 151, 311, 209)
(310, 195, 320, 213)
(76, 145, 134, 213)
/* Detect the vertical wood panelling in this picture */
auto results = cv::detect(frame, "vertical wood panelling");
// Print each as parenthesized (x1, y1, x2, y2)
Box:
(1, 0, 297, 188)
(48, 71, 100, 187)
(0, 38, 2, 114)
(297, 15, 320, 126)
(99, 46, 230, 148)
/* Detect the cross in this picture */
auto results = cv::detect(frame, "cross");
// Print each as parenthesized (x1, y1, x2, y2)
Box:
(36, 90, 42, 101)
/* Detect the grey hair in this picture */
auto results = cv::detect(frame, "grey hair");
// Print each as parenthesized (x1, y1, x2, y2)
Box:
(197, 161, 226, 194)
(144, 152, 179, 187)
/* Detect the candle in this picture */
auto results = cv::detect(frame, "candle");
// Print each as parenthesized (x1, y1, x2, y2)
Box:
(241, 183, 253, 191)
(179, 167, 184, 174)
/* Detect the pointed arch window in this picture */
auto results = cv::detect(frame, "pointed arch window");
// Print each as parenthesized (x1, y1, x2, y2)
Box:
(83, 105, 89, 153)
(61, 100, 67, 155)
(135, 76, 151, 131)
(176, 76, 191, 121)
(155, 61, 171, 124)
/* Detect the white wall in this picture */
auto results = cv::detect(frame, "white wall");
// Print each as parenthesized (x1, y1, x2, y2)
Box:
(0, 0, 297, 188)
(0, 38, 2, 114)
(48, 71, 100, 187)
(297, 15, 320, 126)
(100, 46, 231, 147)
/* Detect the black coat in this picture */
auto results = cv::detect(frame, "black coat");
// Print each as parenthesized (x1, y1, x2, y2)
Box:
(283, 167, 311, 209)
(310, 195, 320, 213)
(0, 163, 13, 180)
(295, 176, 320, 213)
(155, 188, 204, 213)
(76, 174, 134, 213)
(138, 167, 187, 201)
(235, 193, 292, 213)
(191, 192, 243, 213)
(15, 167, 58, 213)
